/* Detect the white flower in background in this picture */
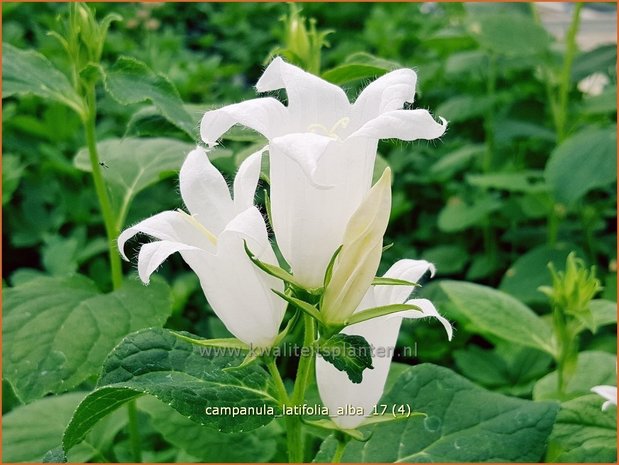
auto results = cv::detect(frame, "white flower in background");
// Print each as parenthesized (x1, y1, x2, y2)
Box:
(118, 147, 286, 348)
(316, 260, 453, 429)
(201, 57, 447, 288)
(591, 385, 617, 411)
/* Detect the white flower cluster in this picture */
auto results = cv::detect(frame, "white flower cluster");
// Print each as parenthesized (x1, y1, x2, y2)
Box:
(119, 58, 452, 429)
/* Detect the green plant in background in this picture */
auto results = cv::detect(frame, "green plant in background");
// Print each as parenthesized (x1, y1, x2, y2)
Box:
(2, 2, 616, 464)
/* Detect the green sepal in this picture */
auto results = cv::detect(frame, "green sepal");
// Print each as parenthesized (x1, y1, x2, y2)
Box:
(323, 245, 343, 288)
(382, 242, 394, 252)
(302, 418, 371, 442)
(272, 290, 323, 324)
(223, 351, 260, 372)
(371, 277, 420, 287)
(345, 303, 421, 326)
(318, 333, 373, 384)
(244, 241, 305, 290)
(171, 331, 249, 351)
(361, 410, 427, 427)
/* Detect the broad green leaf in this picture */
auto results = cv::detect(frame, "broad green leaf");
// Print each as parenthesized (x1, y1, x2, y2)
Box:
(104, 56, 196, 139)
(454, 344, 552, 397)
(437, 197, 501, 232)
(2, 43, 84, 117)
(500, 243, 584, 305)
(590, 299, 617, 328)
(495, 119, 556, 144)
(440, 281, 555, 354)
(3, 392, 126, 463)
(3, 275, 172, 403)
(534, 351, 617, 401)
(2, 153, 25, 205)
(139, 397, 283, 462)
(74, 138, 227, 229)
(547, 394, 617, 462)
(471, 13, 550, 56)
(63, 328, 278, 451)
(466, 171, 547, 193)
(315, 364, 559, 462)
(545, 126, 617, 206)
(319, 333, 374, 384)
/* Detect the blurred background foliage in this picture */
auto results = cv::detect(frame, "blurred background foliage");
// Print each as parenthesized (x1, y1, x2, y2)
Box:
(2, 2, 617, 462)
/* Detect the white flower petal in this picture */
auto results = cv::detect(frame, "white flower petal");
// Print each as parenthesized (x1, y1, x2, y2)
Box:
(350, 109, 447, 141)
(350, 68, 417, 130)
(137, 240, 203, 284)
(200, 97, 288, 145)
(256, 57, 350, 131)
(117, 210, 215, 261)
(268, 136, 377, 287)
(185, 207, 285, 346)
(591, 385, 617, 411)
(397, 298, 453, 341)
(373, 259, 436, 309)
(316, 314, 402, 429)
(233, 146, 267, 214)
(179, 147, 234, 236)
(269, 133, 335, 188)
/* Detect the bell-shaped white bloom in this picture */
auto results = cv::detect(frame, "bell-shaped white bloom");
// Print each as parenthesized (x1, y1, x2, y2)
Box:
(591, 385, 617, 411)
(201, 57, 447, 288)
(316, 260, 452, 429)
(118, 147, 286, 348)
(321, 168, 391, 325)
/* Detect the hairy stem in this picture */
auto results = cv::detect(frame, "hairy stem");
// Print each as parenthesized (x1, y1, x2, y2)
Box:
(83, 86, 123, 290)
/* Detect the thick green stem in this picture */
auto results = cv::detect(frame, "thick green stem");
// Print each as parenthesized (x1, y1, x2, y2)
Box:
(127, 400, 142, 463)
(285, 314, 317, 463)
(83, 86, 123, 290)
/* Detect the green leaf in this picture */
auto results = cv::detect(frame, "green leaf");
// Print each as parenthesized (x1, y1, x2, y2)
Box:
(466, 171, 547, 193)
(322, 52, 399, 85)
(589, 299, 617, 329)
(545, 126, 617, 206)
(423, 245, 468, 275)
(3, 275, 172, 403)
(546, 394, 617, 462)
(319, 333, 373, 384)
(471, 13, 550, 56)
(454, 344, 552, 397)
(582, 87, 617, 115)
(534, 351, 617, 401)
(42, 447, 67, 463)
(437, 197, 501, 232)
(2, 153, 25, 205)
(74, 138, 217, 228)
(2, 43, 84, 117)
(315, 364, 559, 462)
(572, 44, 617, 82)
(440, 281, 555, 354)
(429, 144, 483, 180)
(104, 56, 196, 139)
(435, 95, 493, 123)
(500, 243, 584, 305)
(3, 392, 126, 463)
(139, 397, 283, 462)
(62, 328, 278, 451)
